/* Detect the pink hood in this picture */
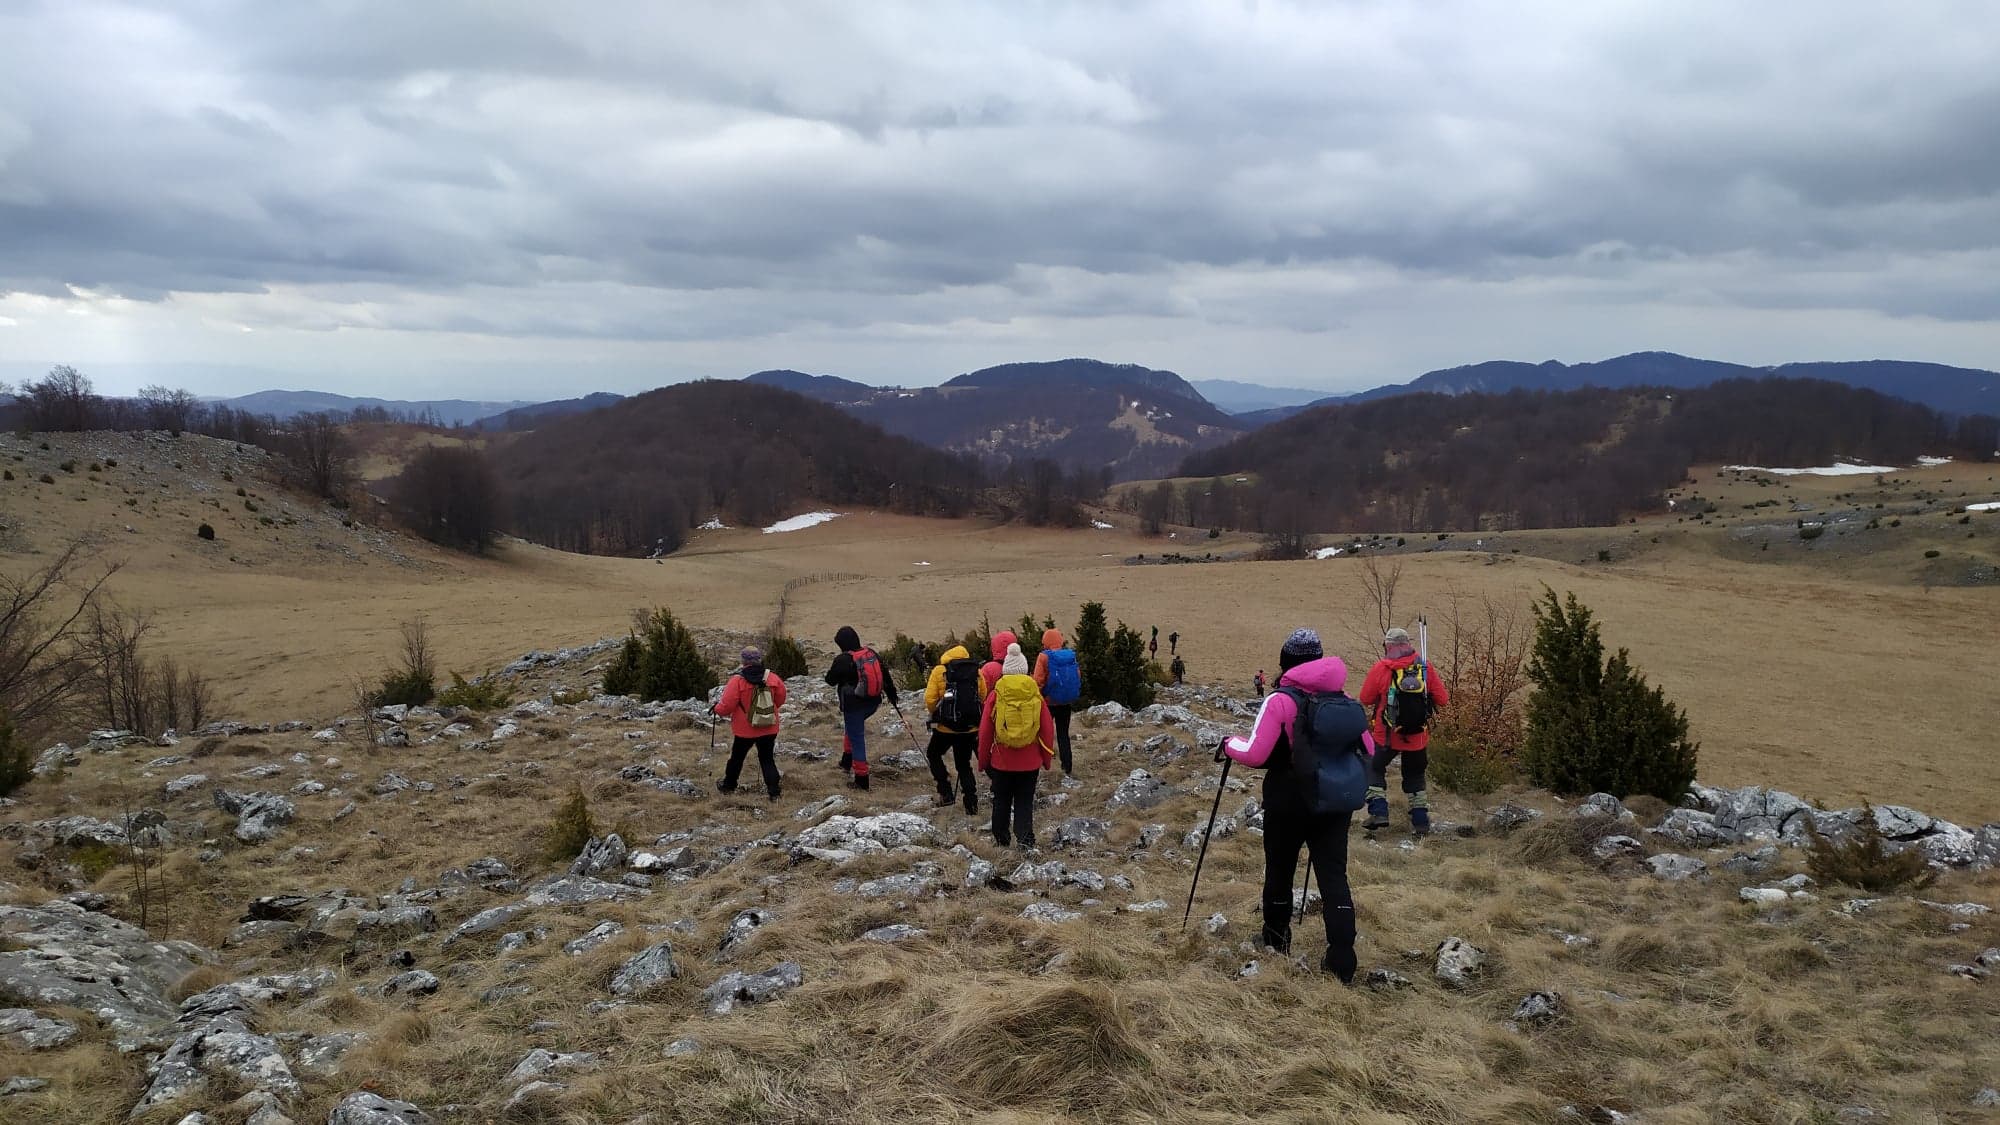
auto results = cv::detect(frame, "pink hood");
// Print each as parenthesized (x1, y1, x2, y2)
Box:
(1223, 655, 1369, 768)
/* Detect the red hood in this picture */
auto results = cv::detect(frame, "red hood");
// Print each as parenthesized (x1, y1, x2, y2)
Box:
(1380, 651, 1422, 670)
(1277, 655, 1349, 694)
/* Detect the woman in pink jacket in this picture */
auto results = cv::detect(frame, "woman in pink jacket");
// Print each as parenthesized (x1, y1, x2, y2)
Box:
(1221, 628, 1371, 983)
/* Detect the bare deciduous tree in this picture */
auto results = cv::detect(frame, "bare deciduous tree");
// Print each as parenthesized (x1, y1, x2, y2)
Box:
(282, 411, 354, 499)
(22, 364, 98, 432)
(0, 538, 121, 740)
(137, 385, 201, 435)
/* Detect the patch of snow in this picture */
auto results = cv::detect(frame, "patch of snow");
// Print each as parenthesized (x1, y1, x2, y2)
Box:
(697, 517, 730, 530)
(1092, 520, 1114, 530)
(913, 561, 931, 566)
(1917, 456, 1953, 467)
(1724, 463, 1893, 477)
(1234, 477, 1248, 482)
(762, 511, 842, 534)
(1312, 547, 1345, 559)
(1968, 502, 2000, 512)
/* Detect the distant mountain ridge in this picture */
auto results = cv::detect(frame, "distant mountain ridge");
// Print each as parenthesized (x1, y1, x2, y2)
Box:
(472, 392, 624, 431)
(1188, 378, 1332, 414)
(1247, 351, 2000, 423)
(742, 369, 877, 403)
(218, 389, 533, 426)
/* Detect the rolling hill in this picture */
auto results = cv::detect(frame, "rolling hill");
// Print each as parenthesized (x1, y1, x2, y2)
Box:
(471, 392, 625, 431)
(218, 389, 534, 425)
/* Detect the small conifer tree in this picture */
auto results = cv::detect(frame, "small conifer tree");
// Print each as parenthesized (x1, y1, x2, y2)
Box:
(605, 608, 718, 703)
(1522, 588, 1698, 801)
(763, 634, 809, 679)
(1804, 802, 1936, 892)
(602, 634, 644, 697)
(546, 783, 596, 861)
(1104, 622, 1157, 709)
(1072, 601, 1113, 704)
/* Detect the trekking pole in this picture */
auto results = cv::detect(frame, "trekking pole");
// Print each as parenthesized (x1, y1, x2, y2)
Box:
(1418, 615, 1428, 663)
(1296, 846, 1313, 922)
(888, 696, 924, 756)
(1181, 743, 1234, 932)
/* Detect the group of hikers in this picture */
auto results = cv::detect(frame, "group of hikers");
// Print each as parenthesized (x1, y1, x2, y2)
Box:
(710, 617, 1449, 984)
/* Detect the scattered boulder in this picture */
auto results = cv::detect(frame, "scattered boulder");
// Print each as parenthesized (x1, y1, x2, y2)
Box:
(163, 774, 210, 797)
(1651, 808, 1735, 848)
(1739, 887, 1791, 907)
(3, 1077, 50, 1096)
(381, 970, 439, 997)
(1574, 793, 1636, 824)
(521, 874, 644, 907)
(1107, 769, 1172, 811)
(1509, 991, 1562, 1028)
(702, 962, 804, 1015)
(0, 900, 203, 1049)
(1484, 803, 1543, 833)
(1048, 816, 1112, 848)
(793, 813, 940, 861)
(718, 909, 771, 954)
(609, 942, 680, 998)
(1082, 701, 1132, 725)
(505, 1047, 599, 1084)
(446, 903, 529, 945)
(1591, 835, 1644, 861)
(212, 789, 296, 844)
(1363, 968, 1412, 990)
(861, 924, 927, 943)
(568, 835, 629, 879)
(563, 921, 625, 956)
(1645, 854, 1709, 881)
(327, 1092, 433, 1124)
(1021, 903, 1083, 924)
(293, 1031, 366, 1078)
(1433, 937, 1487, 988)
(0, 1008, 78, 1049)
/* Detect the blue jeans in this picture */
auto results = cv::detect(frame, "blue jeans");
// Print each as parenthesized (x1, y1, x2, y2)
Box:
(842, 698, 881, 773)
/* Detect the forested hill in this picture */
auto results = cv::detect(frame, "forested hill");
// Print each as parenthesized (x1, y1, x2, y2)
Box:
(490, 380, 980, 555)
(1179, 378, 2000, 534)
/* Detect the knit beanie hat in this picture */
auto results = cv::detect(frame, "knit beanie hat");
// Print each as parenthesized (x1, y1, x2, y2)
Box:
(1002, 642, 1029, 677)
(1279, 627, 1322, 671)
(740, 646, 762, 666)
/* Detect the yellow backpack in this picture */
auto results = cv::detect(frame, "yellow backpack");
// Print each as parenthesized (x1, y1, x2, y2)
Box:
(993, 675, 1043, 749)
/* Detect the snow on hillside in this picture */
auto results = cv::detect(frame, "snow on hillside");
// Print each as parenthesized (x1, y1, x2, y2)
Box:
(1725, 462, 1895, 476)
(763, 511, 842, 534)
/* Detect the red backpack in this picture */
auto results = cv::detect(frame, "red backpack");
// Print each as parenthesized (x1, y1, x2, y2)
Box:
(851, 648, 885, 700)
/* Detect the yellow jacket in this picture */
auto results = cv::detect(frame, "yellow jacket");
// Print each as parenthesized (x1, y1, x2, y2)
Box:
(924, 645, 989, 733)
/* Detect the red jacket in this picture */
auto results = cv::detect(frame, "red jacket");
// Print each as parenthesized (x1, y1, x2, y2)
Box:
(1359, 653, 1448, 751)
(713, 670, 787, 738)
(977, 675, 1055, 773)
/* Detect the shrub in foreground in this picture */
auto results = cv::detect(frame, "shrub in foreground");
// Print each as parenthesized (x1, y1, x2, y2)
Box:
(1805, 803, 1936, 893)
(0, 709, 30, 798)
(545, 783, 596, 861)
(763, 634, 809, 679)
(436, 672, 514, 711)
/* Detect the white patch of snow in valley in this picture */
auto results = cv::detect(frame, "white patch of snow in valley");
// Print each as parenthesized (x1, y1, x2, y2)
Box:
(913, 561, 931, 566)
(1092, 520, 1114, 529)
(698, 517, 730, 530)
(1917, 456, 1953, 466)
(762, 511, 842, 534)
(1724, 463, 1894, 477)
(1968, 502, 2000, 512)
(1312, 547, 1345, 559)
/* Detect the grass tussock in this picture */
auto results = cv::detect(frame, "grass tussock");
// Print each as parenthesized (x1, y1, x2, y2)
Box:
(1511, 812, 1626, 867)
(915, 981, 1158, 1114)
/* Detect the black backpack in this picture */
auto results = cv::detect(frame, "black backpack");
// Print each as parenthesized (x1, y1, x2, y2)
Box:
(1278, 687, 1372, 815)
(1384, 660, 1432, 736)
(932, 658, 982, 730)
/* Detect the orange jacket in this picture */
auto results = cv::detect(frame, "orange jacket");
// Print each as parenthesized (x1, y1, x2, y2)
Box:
(713, 669, 787, 738)
(977, 675, 1055, 773)
(1358, 653, 1448, 751)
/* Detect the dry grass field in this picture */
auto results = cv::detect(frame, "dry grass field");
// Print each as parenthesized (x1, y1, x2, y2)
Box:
(3, 432, 1999, 1123)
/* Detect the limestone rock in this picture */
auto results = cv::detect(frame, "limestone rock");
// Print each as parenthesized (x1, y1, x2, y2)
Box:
(1510, 990, 1562, 1027)
(568, 835, 629, 879)
(1591, 834, 1644, 860)
(861, 924, 927, 943)
(1484, 803, 1543, 833)
(0, 1008, 78, 1049)
(703, 962, 803, 1015)
(381, 970, 438, 997)
(1433, 937, 1487, 988)
(505, 1047, 599, 1084)
(1021, 903, 1082, 924)
(563, 921, 625, 956)
(521, 874, 644, 907)
(0, 900, 202, 1049)
(1107, 769, 1172, 811)
(718, 909, 771, 954)
(1645, 854, 1709, 881)
(1651, 808, 1734, 848)
(1574, 793, 1635, 824)
(609, 942, 680, 998)
(1048, 816, 1112, 848)
(327, 1092, 433, 1124)
(212, 789, 296, 844)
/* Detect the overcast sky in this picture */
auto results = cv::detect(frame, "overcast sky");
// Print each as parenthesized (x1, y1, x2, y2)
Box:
(2, 1, 1996, 400)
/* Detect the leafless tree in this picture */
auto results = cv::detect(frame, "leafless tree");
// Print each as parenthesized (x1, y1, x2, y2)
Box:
(138, 385, 201, 435)
(281, 411, 353, 499)
(22, 364, 98, 431)
(0, 537, 121, 740)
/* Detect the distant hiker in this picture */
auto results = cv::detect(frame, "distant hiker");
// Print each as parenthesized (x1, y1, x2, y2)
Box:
(1149, 626, 1159, 659)
(1032, 627, 1082, 775)
(911, 641, 932, 674)
(1170, 655, 1186, 685)
(980, 629, 1019, 692)
(978, 643, 1055, 849)
(826, 625, 897, 790)
(714, 646, 788, 800)
(1358, 627, 1450, 835)
(1168, 630, 1180, 656)
(1254, 669, 1267, 697)
(925, 643, 987, 812)
(1221, 628, 1371, 983)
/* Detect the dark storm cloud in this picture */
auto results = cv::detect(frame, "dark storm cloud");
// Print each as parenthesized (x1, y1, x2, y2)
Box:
(0, 0, 1996, 348)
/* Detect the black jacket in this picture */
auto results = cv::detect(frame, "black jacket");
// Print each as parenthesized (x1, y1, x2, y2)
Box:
(824, 625, 898, 711)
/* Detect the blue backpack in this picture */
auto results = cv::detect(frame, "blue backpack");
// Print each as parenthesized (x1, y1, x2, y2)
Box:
(1277, 687, 1371, 815)
(1044, 648, 1082, 705)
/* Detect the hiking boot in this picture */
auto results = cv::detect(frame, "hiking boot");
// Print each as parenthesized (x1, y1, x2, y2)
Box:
(963, 791, 978, 815)
(1321, 944, 1358, 985)
(1259, 925, 1292, 955)
(1410, 807, 1432, 837)
(838, 751, 852, 773)
(716, 780, 738, 796)
(766, 789, 781, 802)
(849, 773, 870, 791)
(1362, 814, 1391, 832)
(935, 789, 956, 808)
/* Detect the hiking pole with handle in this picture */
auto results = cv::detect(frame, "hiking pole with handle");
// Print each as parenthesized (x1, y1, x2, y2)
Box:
(888, 695, 924, 757)
(1297, 846, 1313, 922)
(1182, 741, 1234, 932)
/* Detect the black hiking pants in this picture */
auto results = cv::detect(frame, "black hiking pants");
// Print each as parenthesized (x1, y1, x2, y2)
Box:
(1051, 705, 1074, 774)
(988, 768, 1040, 847)
(926, 728, 977, 799)
(723, 734, 780, 797)
(1259, 776, 1356, 975)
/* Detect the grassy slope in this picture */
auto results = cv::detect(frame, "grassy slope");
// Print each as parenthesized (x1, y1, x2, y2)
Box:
(1, 651, 1995, 1124)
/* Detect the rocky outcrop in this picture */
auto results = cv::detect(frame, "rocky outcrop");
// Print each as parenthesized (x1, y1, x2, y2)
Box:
(212, 789, 296, 844)
(0, 900, 205, 1049)
(327, 1092, 433, 1124)
(703, 962, 803, 1015)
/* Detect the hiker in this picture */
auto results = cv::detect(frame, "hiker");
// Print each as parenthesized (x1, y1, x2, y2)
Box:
(1358, 627, 1450, 835)
(911, 641, 932, 674)
(1149, 626, 1158, 659)
(978, 642, 1055, 849)
(1171, 655, 1186, 685)
(1168, 629, 1180, 656)
(825, 625, 897, 790)
(980, 628, 1019, 691)
(924, 643, 987, 812)
(1032, 626, 1082, 775)
(1254, 669, 1267, 697)
(714, 646, 787, 800)
(1221, 628, 1371, 983)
